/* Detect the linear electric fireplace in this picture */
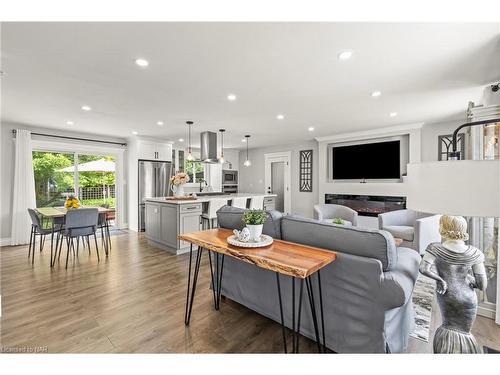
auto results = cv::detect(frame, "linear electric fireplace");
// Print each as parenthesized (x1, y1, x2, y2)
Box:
(324, 194, 406, 217)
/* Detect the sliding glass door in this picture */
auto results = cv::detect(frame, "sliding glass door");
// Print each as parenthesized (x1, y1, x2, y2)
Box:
(32, 151, 117, 224)
(33, 151, 75, 207)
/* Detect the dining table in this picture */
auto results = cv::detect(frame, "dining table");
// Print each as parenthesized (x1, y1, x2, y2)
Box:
(35, 206, 115, 267)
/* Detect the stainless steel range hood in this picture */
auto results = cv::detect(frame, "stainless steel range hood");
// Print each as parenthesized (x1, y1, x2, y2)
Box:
(198, 131, 218, 163)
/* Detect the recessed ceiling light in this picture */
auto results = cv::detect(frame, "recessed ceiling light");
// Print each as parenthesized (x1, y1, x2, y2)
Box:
(227, 94, 237, 101)
(371, 91, 381, 98)
(178, 138, 184, 142)
(389, 112, 398, 117)
(81, 105, 91, 111)
(132, 131, 138, 135)
(276, 114, 285, 120)
(242, 138, 247, 142)
(157, 121, 164, 126)
(338, 51, 353, 60)
(66, 121, 74, 125)
(308, 127, 315, 132)
(135, 58, 149, 67)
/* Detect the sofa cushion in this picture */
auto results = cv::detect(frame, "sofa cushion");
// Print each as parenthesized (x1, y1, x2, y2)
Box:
(216, 205, 283, 239)
(383, 225, 414, 242)
(281, 215, 398, 271)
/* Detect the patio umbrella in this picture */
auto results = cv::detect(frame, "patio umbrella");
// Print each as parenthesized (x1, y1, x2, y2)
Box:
(57, 158, 115, 200)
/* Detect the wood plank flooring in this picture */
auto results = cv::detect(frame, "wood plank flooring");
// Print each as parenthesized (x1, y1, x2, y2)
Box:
(1, 232, 499, 353)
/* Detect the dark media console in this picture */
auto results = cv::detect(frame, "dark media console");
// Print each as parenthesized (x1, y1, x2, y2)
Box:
(325, 194, 406, 217)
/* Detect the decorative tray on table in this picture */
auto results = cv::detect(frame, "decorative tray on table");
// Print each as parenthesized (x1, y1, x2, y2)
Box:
(227, 234, 274, 248)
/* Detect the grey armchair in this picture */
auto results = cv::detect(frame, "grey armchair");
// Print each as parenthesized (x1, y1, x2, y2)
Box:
(314, 204, 358, 226)
(378, 209, 441, 254)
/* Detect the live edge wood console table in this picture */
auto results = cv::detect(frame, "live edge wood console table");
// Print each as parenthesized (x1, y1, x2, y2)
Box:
(178, 228, 337, 353)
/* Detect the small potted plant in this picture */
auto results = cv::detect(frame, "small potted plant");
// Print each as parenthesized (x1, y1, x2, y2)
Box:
(169, 172, 190, 197)
(242, 210, 269, 242)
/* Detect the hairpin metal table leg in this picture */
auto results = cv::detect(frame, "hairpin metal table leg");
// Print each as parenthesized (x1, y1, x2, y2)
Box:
(185, 245, 204, 325)
(276, 272, 287, 353)
(306, 276, 322, 353)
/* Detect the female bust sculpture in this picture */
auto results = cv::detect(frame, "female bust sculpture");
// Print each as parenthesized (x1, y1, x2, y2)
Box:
(419, 215, 487, 353)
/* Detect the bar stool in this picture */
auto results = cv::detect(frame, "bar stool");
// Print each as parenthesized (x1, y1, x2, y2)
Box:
(249, 196, 264, 210)
(231, 197, 247, 209)
(201, 198, 228, 229)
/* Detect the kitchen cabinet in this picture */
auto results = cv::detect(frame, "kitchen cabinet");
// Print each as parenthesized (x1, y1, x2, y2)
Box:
(172, 149, 185, 173)
(144, 203, 161, 241)
(144, 201, 202, 254)
(138, 140, 172, 161)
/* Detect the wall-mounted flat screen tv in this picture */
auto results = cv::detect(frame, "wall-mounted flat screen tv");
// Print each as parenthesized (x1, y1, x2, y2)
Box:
(331, 140, 401, 180)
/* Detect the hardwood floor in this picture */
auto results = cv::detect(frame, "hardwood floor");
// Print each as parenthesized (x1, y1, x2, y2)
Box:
(1, 232, 499, 353)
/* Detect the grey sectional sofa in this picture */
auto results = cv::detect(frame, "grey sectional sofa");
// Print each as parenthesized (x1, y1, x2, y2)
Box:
(216, 206, 421, 353)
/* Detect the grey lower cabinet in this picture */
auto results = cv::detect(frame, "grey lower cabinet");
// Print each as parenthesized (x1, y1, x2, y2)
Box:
(145, 202, 202, 254)
(263, 196, 276, 211)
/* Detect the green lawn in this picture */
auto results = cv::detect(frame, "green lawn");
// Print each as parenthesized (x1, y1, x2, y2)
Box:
(80, 198, 116, 208)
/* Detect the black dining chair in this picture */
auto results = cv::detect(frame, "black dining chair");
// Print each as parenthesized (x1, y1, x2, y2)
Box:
(97, 213, 110, 256)
(27, 208, 63, 265)
(56, 208, 100, 269)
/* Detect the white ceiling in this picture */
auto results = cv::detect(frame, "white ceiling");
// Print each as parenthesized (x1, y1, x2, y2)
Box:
(1, 22, 499, 149)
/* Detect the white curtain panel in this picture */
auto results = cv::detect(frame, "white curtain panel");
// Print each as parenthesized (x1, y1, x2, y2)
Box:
(10, 129, 36, 245)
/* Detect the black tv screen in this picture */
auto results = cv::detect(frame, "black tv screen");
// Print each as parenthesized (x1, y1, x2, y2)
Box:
(332, 140, 401, 180)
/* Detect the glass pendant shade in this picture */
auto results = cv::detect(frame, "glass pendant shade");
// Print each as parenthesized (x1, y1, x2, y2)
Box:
(244, 134, 251, 167)
(218, 129, 225, 164)
(186, 120, 193, 161)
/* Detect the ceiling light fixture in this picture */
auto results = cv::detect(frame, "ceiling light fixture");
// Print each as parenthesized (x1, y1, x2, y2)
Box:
(243, 135, 252, 167)
(242, 138, 247, 142)
(338, 51, 353, 60)
(308, 127, 315, 132)
(66, 121, 74, 125)
(132, 131, 138, 135)
(227, 94, 237, 101)
(81, 105, 91, 111)
(186, 121, 194, 161)
(389, 112, 398, 117)
(218, 129, 226, 164)
(276, 114, 284, 120)
(371, 91, 381, 98)
(135, 58, 149, 67)
(157, 121, 164, 126)
(178, 138, 184, 142)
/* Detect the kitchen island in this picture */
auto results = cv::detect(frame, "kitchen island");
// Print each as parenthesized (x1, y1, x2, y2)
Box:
(144, 193, 277, 254)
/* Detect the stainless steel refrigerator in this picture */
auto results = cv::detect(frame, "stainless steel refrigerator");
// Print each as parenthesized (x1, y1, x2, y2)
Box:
(138, 160, 173, 231)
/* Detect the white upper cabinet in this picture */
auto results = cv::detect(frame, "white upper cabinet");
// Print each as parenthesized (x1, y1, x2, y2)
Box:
(138, 140, 172, 161)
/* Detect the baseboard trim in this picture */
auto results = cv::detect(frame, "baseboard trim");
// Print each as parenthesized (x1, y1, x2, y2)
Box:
(0, 237, 12, 247)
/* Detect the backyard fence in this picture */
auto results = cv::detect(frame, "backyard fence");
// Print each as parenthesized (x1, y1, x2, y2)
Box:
(78, 186, 116, 200)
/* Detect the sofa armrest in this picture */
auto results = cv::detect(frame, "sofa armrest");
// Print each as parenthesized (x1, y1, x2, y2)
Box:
(378, 209, 412, 229)
(379, 247, 421, 309)
(414, 215, 441, 254)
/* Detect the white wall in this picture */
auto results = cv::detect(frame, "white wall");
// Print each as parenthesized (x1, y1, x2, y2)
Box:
(238, 140, 318, 218)
(0, 121, 127, 243)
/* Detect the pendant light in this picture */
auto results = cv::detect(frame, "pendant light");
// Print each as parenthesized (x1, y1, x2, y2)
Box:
(243, 135, 251, 167)
(218, 129, 225, 164)
(186, 121, 194, 161)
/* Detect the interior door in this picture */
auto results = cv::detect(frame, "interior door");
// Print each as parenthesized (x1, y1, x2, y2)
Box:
(264, 152, 291, 214)
(271, 162, 285, 212)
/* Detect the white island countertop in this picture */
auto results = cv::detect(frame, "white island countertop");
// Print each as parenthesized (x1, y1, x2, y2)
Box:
(145, 193, 277, 205)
